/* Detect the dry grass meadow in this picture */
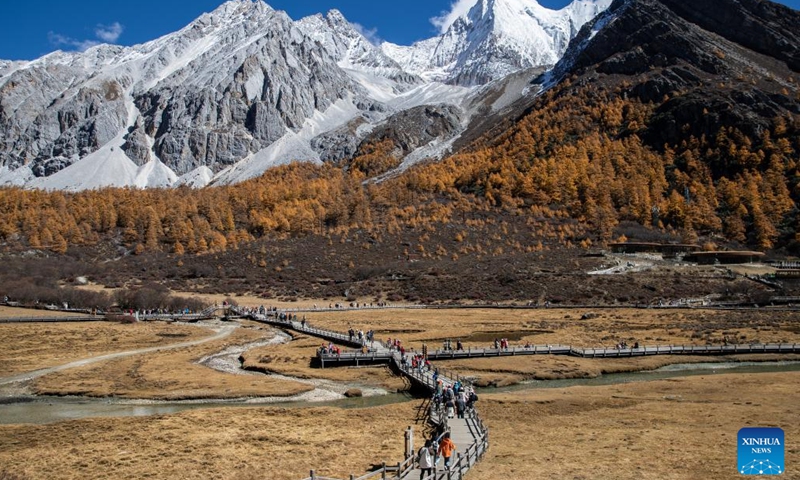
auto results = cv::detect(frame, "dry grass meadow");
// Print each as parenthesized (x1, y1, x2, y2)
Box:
(0, 309, 208, 377)
(302, 307, 800, 349)
(29, 324, 312, 400)
(469, 371, 800, 480)
(299, 307, 800, 385)
(0, 402, 417, 480)
(241, 332, 407, 391)
(0, 371, 796, 480)
(1, 305, 798, 479)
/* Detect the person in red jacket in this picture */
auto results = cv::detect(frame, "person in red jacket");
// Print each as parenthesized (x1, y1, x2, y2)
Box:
(438, 432, 456, 469)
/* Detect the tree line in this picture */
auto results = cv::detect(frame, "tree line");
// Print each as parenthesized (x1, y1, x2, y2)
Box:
(0, 83, 797, 255)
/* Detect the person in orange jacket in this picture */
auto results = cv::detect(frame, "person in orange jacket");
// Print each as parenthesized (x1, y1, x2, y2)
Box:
(438, 432, 456, 468)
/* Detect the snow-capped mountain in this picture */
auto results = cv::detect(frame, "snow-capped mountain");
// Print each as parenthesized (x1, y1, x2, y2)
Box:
(382, 0, 613, 85)
(0, 0, 612, 191)
(296, 10, 422, 93)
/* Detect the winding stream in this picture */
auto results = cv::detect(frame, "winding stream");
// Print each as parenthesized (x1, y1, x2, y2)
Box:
(1, 361, 797, 425)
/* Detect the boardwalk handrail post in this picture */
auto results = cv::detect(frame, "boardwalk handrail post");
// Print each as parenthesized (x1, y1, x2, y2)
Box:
(381, 462, 387, 479)
(310, 470, 315, 480)
(405, 426, 414, 459)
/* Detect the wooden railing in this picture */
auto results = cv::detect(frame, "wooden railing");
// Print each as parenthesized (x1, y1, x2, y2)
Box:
(317, 343, 800, 365)
(395, 356, 489, 480)
(302, 457, 417, 480)
(575, 343, 800, 358)
(237, 314, 797, 480)
(238, 309, 369, 350)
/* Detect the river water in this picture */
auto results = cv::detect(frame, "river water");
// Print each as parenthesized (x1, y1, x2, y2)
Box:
(484, 360, 800, 393)
(1, 361, 797, 425)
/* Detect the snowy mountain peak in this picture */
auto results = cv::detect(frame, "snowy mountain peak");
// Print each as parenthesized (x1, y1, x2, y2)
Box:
(382, 0, 612, 85)
(0, 0, 614, 191)
(296, 9, 420, 87)
(208, 0, 273, 17)
(325, 8, 348, 24)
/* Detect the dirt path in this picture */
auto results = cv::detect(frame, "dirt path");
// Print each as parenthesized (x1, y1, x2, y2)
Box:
(0, 325, 236, 387)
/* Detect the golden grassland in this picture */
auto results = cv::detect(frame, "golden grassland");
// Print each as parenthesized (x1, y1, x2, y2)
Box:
(30, 324, 312, 400)
(0, 316, 209, 377)
(0, 306, 91, 319)
(431, 352, 800, 387)
(8, 307, 796, 397)
(469, 371, 800, 480)
(0, 372, 796, 480)
(299, 307, 800, 382)
(241, 332, 407, 392)
(0, 402, 417, 480)
(302, 308, 800, 350)
(1, 306, 798, 479)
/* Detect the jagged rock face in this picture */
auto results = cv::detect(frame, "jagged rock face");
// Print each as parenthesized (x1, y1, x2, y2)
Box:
(549, 0, 800, 148)
(128, 10, 359, 174)
(658, 0, 800, 72)
(310, 118, 367, 163)
(312, 104, 464, 166)
(0, 63, 128, 173)
(0, 1, 364, 178)
(360, 104, 464, 156)
(0, 0, 618, 189)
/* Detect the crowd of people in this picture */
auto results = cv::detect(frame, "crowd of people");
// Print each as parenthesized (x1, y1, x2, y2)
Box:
(493, 337, 511, 349)
(433, 377, 478, 420)
(348, 327, 375, 345)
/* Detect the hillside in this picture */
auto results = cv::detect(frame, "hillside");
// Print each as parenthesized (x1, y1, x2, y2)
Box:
(0, 0, 798, 300)
(0, 0, 607, 191)
(404, 0, 800, 249)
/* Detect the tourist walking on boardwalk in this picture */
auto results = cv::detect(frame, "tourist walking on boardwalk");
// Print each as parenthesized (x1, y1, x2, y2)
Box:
(417, 439, 435, 479)
(456, 395, 466, 419)
(438, 432, 456, 469)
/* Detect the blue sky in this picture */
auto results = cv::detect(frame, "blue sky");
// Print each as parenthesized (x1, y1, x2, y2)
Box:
(1, 0, 799, 60)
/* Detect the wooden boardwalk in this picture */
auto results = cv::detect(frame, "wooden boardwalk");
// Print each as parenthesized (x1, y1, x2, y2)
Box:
(239, 310, 800, 480)
(238, 311, 488, 480)
(315, 343, 800, 367)
(396, 363, 488, 480)
(0, 304, 236, 324)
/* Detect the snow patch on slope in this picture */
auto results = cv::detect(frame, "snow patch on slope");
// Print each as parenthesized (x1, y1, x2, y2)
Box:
(29, 142, 140, 192)
(28, 95, 179, 191)
(134, 159, 178, 189)
(0, 165, 35, 187)
(212, 130, 321, 185)
(298, 97, 363, 141)
(387, 82, 473, 112)
(176, 166, 215, 188)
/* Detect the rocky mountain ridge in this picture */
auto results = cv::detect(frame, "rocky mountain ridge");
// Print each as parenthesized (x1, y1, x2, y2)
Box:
(0, 0, 609, 191)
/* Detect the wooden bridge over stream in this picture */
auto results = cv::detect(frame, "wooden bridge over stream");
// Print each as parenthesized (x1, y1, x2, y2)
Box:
(7, 305, 796, 479)
(236, 309, 800, 480)
(236, 309, 489, 480)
